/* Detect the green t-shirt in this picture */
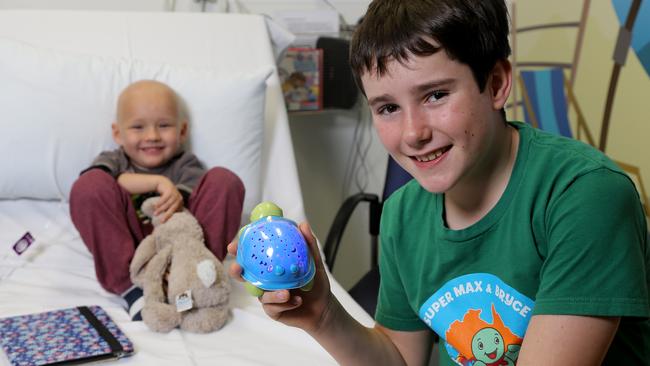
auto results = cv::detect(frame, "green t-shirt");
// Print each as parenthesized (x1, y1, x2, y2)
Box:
(376, 122, 650, 365)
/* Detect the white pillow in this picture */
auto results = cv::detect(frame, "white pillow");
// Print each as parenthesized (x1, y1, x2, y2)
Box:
(0, 38, 270, 217)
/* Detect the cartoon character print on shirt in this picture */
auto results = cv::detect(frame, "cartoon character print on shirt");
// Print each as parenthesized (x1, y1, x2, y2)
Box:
(418, 273, 534, 366)
(447, 305, 521, 365)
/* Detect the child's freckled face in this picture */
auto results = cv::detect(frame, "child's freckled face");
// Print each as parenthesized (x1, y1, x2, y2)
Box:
(113, 84, 187, 169)
(361, 50, 499, 195)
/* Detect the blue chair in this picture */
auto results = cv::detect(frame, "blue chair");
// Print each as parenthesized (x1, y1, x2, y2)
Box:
(519, 68, 596, 146)
(323, 155, 412, 317)
(508, 0, 591, 120)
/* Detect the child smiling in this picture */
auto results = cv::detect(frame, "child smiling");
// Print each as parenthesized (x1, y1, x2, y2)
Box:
(70, 80, 245, 321)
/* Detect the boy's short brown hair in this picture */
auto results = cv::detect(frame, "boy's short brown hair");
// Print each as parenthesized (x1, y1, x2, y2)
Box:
(350, 0, 511, 94)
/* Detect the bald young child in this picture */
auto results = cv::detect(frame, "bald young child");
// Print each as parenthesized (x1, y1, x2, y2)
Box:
(70, 80, 245, 320)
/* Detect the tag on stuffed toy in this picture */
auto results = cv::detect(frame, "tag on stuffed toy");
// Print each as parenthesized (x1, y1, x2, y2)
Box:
(175, 290, 193, 312)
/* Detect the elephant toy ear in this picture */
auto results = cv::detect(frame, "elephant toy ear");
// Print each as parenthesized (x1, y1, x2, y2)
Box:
(196, 260, 217, 288)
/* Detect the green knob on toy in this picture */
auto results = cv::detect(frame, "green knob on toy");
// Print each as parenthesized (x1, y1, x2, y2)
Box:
(244, 282, 264, 297)
(300, 279, 314, 292)
(249, 201, 283, 222)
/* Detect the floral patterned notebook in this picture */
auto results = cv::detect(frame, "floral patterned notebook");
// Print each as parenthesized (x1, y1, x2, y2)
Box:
(0, 305, 134, 365)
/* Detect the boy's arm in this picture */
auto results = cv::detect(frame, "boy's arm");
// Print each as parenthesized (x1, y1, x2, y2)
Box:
(517, 170, 644, 365)
(228, 222, 433, 366)
(517, 314, 619, 365)
(116, 172, 165, 194)
(117, 173, 183, 222)
(311, 303, 433, 366)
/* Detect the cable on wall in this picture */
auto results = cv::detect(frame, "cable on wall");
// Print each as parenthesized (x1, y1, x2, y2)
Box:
(193, 0, 218, 12)
(341, 101, 373, 198)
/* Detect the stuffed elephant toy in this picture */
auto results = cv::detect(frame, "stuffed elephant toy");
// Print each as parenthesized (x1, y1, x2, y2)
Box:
(129, 197, 230, 333)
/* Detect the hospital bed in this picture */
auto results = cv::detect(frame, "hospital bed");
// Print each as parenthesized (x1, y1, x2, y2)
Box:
(0, 10, 373, 365)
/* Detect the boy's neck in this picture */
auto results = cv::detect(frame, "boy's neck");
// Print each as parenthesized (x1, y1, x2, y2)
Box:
(443, 122, 519, 230)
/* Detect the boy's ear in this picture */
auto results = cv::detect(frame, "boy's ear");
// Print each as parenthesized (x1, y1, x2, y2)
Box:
(489, 59, 512, 111)
(179, 120, 189, 143)
(111, 122, 122, 145)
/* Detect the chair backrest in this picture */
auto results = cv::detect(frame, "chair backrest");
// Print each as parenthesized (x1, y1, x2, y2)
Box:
(382, 156, 413, 201)
(509, 0, 591, 120)
(520, 68, 574, 139)
(341, 155, 411, 318)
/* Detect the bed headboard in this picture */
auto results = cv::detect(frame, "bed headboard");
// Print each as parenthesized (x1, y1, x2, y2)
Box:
(0, 10, 305, 223)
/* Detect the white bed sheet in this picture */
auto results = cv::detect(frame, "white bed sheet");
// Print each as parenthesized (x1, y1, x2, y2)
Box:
(0, 10, 373, 365)
(0, 200, 373, 365)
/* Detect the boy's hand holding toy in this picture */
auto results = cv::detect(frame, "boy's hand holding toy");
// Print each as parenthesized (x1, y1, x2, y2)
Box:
(228, 202, 337, 333)
(235, 202, 316, 296)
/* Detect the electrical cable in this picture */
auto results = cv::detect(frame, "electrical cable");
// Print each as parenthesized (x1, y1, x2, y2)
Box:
(318, 0, 357, 37)
(355, 112, 372, 192)
(341, 102, 373, 198)
(194, 0, 218, 13)
(315, 0, 367, 196)
(341, 119, 359, 198)
(341, 110, 361, 198)
(353, 105, 372, 193)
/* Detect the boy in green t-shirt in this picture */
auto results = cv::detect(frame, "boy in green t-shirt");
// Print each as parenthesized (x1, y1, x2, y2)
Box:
(228, 0, 649, 364)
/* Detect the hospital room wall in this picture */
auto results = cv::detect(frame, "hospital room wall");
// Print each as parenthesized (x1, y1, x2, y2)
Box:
(0, 0, 370, 23)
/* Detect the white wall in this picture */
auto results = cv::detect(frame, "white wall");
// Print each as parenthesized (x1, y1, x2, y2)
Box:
(0, 0, 170, 11)
(220, 0, 369, 24)
(289, 105, 387, 290)
(0, 0, 370, 22)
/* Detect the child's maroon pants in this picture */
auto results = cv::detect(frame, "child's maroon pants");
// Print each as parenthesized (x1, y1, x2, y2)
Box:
(69, 168, 244, 294)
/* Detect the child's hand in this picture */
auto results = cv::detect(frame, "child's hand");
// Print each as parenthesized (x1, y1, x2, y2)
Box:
(154, 177, 184, 222)
(227, 222, 335, 334)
